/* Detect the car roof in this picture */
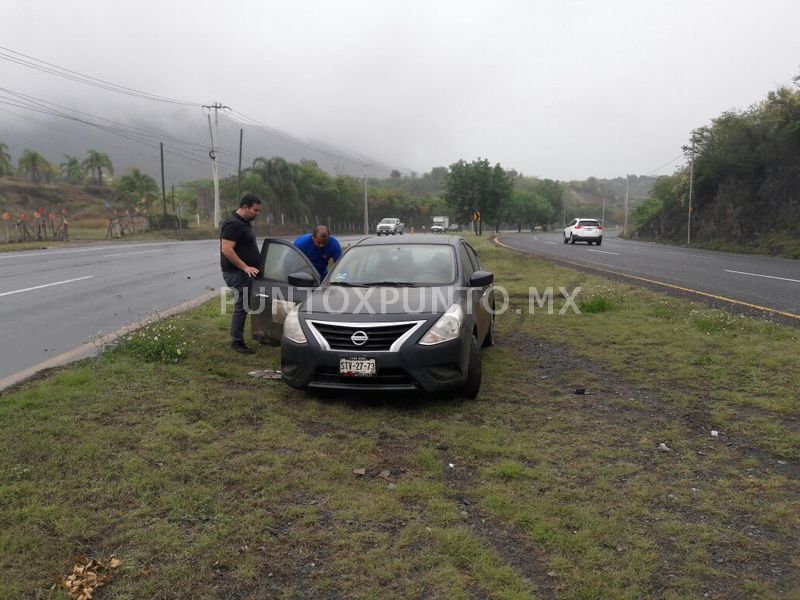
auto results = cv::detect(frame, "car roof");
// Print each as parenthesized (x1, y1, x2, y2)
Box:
(354, 234, 462, 247)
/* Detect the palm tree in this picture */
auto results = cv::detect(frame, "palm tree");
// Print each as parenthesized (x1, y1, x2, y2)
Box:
(113, 168, 159, 207)
(82, 149, 114, 185)
(0, 143, 13, 176)
(60, 155, 83, 184)
(17, 149, 52, 183)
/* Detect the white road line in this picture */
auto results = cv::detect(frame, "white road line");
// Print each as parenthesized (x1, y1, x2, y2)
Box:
(533, 236, 539, 241)
(587, 249, 619, 255)
(724, 269, 800, 283)
(545, 241, 556, 245)
(105, 250, 162, 258)
(0, 275, 95, 298)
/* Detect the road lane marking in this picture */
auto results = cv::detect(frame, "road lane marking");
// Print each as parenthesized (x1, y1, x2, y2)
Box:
(724, 269, 800, 284)
(545, 241, 556, 245)
(493, 236, 800, 321)
(533, 236, 539, 241)
(105, 250, 162, 258)
(0, 275, 94, 298)
(587, 249, 619, 255)
(0, 242, 184, 260)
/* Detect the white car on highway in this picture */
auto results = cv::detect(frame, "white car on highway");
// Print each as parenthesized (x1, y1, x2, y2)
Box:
(564, 218, 603, 245)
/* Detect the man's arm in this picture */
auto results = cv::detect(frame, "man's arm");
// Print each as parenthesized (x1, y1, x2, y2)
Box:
(221, 239, 260, 277)
(330, 238, 343, 262)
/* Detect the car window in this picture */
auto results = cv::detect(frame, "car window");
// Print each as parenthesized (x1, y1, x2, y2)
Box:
(465, 243, 482, 271)
(459, 243, 475, 281)
(263, 242, 316, 283)
(327, 244, 456, 285)
(579, 220, 600, 227)
(568, 219, 577, 227)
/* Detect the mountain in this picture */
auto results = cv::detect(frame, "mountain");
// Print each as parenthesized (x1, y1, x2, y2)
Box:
(0, 106, 398, 187)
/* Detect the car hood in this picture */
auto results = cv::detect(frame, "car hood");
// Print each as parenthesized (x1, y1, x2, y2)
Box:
(299, 285, 459, 316)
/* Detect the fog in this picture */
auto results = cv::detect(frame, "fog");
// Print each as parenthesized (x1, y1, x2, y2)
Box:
(2, 0, 798, 181)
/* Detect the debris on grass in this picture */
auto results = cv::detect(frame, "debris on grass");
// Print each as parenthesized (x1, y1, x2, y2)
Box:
(248, 369, 283, 380)
(352, 468, 366, 476)
(59, 555, 120, 600)
(658, 443, 673, 452)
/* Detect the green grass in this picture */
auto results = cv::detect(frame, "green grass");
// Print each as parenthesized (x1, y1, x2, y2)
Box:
(0, 234, 798, 598)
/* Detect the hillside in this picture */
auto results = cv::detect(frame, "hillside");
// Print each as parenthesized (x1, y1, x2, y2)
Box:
(633, 79, 800, 258)
(0, 177, 111, 219)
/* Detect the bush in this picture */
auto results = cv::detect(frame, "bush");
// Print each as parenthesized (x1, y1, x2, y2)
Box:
(118, 321, 188, 363)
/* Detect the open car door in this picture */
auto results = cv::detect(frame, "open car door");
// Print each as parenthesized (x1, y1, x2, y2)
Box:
(250, 239, 321, 345)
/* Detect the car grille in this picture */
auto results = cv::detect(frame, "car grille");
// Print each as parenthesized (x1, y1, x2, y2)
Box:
(313, 367, 415, 387)
(308, 321, 422, 351)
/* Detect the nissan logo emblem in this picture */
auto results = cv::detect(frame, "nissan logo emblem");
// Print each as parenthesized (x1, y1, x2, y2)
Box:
(351, 331, 368, 346)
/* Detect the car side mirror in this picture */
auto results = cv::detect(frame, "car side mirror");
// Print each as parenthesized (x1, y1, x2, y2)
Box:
(469, 270, 493, 287)
(288, 272, 317, 287)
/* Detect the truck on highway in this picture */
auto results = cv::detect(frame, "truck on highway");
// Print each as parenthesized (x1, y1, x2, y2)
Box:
(431, 216, 449, 233)
(376, 217, 404, 235)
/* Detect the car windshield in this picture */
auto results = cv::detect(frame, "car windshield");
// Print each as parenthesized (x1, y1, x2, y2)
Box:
(328, 244, 456, 286)
(380, 219, 396, 223)
(579, 220, 600, 227)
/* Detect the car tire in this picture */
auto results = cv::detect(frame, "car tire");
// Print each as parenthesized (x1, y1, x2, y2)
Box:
(569, 234, 575, 244)
(482, 313, 494, 348)
(596, 238, 602, 246)
(563, 234, 568, 244)
(462, 336, 482, 399)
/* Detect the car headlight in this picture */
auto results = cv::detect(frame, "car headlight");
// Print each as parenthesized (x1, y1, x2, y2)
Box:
(283, 309, 308, 344)
(419, 304, 463, 345)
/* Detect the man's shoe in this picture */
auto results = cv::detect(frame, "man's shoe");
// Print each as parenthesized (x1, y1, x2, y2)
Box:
(231, 342, 255, 355)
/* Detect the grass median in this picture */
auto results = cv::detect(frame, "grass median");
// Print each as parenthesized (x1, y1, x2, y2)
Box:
(1, 235, 798, 599)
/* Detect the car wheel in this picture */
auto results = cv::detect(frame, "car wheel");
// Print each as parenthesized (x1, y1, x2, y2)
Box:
(482, 313, 494, 348)
(569, 234, 575, 244)
(563, 234, 568, 244)
(596, 238, 602, 246)
(462, 336, 482, 399)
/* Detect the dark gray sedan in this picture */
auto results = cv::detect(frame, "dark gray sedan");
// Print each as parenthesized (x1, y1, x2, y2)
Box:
(249, 235, 494, 398)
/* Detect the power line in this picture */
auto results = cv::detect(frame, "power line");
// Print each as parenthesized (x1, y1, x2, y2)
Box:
(0, 45, 201, 107)
(644, 153, 685, 177)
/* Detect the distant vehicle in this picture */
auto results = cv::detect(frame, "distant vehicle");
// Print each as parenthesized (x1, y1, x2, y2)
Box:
(564, 218, 603, 245)
(447, 224, 460, 232)
(376, 218, 404, 235)
(431, 215, 449, 233)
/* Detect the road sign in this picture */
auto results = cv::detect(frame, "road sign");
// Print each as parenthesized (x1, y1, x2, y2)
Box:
(473, 211, 481, 222)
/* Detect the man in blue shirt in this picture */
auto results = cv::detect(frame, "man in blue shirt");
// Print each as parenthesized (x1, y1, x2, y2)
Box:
(294, 225, 342, 278)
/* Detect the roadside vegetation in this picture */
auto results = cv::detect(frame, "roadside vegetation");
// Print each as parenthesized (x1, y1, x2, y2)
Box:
(1, 235, 797, 599)
(633, 75, 800, 258)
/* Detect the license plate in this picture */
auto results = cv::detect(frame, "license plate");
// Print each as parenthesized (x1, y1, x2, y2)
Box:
(339, 358, 376, 377)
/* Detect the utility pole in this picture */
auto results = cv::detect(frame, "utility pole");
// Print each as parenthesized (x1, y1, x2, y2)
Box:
(160, 142, 167, 219)
(203, 102, 230, 228)
(363, 166, 369, 235)
(687, 137, 695, 246)
(624, 175, 630, 237)
(236, 128, 243, 204)
(602, 197, 606, 226)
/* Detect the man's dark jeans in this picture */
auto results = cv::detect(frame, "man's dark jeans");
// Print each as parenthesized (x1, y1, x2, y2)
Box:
(222, 270, 252, 344)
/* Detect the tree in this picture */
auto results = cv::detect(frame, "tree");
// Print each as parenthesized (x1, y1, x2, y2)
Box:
(60, 155, 83, 183)
(17, 149, 53, 183)
(0, 143, 13, 176)
(443, 158, 513, 233)
(114, 168, 159, 208)
(82, 149, 114, 185)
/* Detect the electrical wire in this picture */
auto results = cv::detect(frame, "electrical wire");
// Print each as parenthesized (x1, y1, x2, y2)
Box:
(0, 45, 202, 107)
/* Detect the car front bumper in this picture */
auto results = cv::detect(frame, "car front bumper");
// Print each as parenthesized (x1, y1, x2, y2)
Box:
(281, 332, 470, 392)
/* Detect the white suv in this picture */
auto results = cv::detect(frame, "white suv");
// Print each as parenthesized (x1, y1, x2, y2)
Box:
(564, 218, 603, 245)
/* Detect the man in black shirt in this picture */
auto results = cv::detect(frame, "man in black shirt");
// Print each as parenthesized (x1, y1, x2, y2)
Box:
(220, 194, 263, 354)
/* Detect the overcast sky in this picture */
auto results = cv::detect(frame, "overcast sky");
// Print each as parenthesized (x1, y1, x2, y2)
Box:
(2, 0, 798, 181)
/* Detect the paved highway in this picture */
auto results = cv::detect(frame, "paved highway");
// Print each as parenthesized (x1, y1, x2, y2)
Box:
(497, 231, 800, 318)
(0, 240, 223, 385)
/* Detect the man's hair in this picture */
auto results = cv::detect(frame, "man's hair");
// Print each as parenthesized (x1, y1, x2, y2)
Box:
(240, 193, 262, 208)
(312, 224, 329, 238)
